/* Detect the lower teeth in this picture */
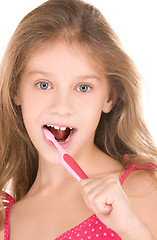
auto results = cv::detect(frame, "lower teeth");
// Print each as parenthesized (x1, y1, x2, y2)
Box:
(57, 129, 74, 144)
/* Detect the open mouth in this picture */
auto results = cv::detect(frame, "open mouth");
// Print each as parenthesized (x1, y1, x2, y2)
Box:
(44, 125, 75, 144)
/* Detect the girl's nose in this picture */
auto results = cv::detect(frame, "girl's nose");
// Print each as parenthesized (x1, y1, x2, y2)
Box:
(49, 90, 74, 116)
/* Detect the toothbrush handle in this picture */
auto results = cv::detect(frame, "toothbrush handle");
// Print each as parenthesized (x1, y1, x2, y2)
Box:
(63, 154, 88, 180)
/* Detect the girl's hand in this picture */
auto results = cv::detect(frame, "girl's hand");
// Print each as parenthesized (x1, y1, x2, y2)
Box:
(80, 175, 153, 239)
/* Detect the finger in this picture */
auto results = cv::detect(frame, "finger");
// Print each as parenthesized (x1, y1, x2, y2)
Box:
(81, 175, 119, 202)
(80, 179, 106, 210)
(80, 176, 109, 193)
(104, 204, 112, 214)
(80, 178, 102, 196)
(83, 178, 122, 214)
(90, 188, 113, 214)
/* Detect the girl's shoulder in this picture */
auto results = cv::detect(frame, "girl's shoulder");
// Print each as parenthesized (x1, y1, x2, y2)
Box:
(124, 171, 157, 212)
(0, 229, 4, 238)
(99, 151, 157, 196)
(121, 164, 157, 235)
(121, 163, 157, 194)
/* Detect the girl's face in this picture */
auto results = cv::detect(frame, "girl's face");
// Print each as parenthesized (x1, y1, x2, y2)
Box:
(15, 42, 115, 163)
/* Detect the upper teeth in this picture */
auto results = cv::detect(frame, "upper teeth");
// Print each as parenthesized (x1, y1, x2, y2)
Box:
(46, 125, 72, 131)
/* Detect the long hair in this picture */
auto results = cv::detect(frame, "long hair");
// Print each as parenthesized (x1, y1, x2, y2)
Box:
(0, 0, 157, 227)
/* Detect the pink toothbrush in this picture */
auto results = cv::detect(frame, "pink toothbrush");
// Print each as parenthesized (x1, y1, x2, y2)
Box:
(43, 127, 88, 182)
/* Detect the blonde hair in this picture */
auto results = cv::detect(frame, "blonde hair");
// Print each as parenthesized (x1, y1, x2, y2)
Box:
(0, 0, 157, 227)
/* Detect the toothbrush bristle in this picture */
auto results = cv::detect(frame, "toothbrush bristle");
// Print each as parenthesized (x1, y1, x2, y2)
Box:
(43, 127, 55, 142)
(43, 127, 65, 154)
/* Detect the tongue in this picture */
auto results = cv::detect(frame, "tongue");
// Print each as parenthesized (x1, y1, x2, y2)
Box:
(47, 127, 71, 142)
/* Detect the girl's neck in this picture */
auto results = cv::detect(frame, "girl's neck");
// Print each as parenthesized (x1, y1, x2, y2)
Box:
(25, 145, 123, 198)
(25, 144, 98, 197)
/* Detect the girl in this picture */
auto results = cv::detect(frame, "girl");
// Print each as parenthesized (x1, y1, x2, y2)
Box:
(0, 0, 157, 239)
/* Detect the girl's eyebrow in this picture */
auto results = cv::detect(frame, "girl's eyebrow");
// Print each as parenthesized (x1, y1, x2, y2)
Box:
(28, 70, 53, 77)
(77, 74, 101, 81)
(28, 70, 101, 81)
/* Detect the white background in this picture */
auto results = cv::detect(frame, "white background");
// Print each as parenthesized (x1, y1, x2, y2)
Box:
(0, 0, 157, 144)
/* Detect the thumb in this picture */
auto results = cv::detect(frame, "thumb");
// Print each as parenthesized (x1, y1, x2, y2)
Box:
(103, 204, 112, 214)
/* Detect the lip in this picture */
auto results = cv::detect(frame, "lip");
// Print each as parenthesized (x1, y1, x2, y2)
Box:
(43, 123, 74, 129)
(42, 124, 77, 149)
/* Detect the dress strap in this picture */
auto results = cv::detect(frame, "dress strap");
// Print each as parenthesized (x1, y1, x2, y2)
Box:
(120, 165, 139, 184)
(1, 192, 15, 240)
(120, 162, 157, 184)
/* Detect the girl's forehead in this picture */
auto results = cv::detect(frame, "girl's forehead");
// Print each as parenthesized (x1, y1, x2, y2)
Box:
(24, 41, 106, 76)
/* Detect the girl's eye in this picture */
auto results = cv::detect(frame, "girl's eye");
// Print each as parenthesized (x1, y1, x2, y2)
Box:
(76, 84, 92, 93)
(36, 82, 51, 90)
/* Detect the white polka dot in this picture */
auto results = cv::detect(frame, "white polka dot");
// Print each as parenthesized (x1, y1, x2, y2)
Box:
(50, 213, 120, 239)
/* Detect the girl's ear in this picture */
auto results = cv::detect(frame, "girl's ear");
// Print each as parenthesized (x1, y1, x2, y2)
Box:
(102, 88, 117, 113)
(13, 93, 21, 106)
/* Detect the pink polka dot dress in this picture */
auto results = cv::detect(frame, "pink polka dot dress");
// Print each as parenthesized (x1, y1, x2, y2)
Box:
(55, 214, 120, 239)
(3, 163, 155, 240)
